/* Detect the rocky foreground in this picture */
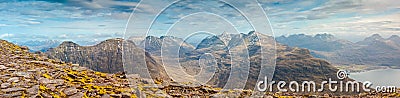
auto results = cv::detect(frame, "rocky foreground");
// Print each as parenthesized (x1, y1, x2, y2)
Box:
(0, 39, 261, 97)
(1, 39, 400, 97)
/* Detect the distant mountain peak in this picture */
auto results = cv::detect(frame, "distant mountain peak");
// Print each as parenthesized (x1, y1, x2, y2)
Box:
(315, 33, 335, 40)
(368, 34, 384, 40)
(104, 38, 123, 42)
(160, 35, 177, 39)
(59, 41, 80, 47)
(246, 31, 263, 36)
(388, 35, 400, 43)
(145, 36, 158, 40)
(286, 34, 309, 38)
(357, 34, 384, 44)
(389, 35, 400, 39)
(221, 31, 229, 35)
(247, 31, 256, 35)
(95, 38, 124, 46)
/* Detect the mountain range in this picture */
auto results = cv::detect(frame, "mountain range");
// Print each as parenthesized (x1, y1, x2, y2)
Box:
(277, 33, 400, 68)
(12, 40, 61, 52)
(13, 40, 101, 52)
(1, 38, 389, 98)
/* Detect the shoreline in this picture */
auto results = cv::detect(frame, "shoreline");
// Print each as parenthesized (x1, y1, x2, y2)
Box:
(334, 64, 396, 73)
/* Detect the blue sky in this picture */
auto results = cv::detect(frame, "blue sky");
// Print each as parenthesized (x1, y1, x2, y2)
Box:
(0, 0, 399, 43)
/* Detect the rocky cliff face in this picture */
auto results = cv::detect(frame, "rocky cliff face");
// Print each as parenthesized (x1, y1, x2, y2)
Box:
(45, 38, 170, 80)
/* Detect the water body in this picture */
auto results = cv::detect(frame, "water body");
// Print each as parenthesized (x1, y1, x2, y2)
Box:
(349, 68, 400, 88)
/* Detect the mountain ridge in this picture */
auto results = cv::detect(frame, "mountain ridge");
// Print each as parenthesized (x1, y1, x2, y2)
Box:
(277, 33, 400, 68)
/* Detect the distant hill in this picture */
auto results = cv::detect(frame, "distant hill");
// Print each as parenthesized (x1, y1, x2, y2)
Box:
(13, 40, 101, 52)
(277, 33, 400, 68)
(13, 40, 61, 52)
(276, 33, 355, 52)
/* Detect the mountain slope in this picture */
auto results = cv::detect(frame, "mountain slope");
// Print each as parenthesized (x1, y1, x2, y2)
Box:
(45, 38, 170, 80)
(180, 32, 341, 92)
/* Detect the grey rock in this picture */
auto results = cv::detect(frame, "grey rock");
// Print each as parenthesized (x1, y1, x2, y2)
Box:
(101, 94, 110, 98)
(15, 82, 31, 88)
(14, 71, 31, 78)
(46, 84, 56, 91)
(27, 85, 39, 95)
(41, 92, 52, 98)
(1, 87, 25, 93)
(69, 92, 84, 98)
(38, 78, 56, 84)
(6, 77, 19, 83)
(1, 91, 22, 97)
(0, 65, 8, 70)
(64, 87, 78, 95)
(1, 83, 11, 88)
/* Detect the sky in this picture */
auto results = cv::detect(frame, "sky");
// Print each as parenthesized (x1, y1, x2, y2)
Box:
(0, 0, 399, 43)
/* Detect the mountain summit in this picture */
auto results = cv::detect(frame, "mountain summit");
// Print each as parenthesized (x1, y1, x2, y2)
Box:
(388, 35, 400, 44)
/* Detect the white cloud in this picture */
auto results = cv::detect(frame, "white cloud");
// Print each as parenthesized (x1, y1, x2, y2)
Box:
(301, 13, 400, 41)
(57, 34, 68, 39)
(0, 24, 8, 27)
(0, 33, 13, 38)
(0, 0, 398, 43)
